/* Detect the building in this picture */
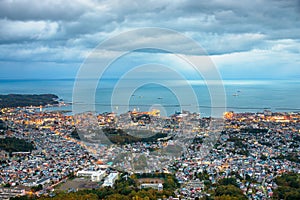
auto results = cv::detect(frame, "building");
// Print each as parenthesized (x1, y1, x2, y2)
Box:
(102, 172, 119, 187)
(0, 150, 9, 161)
(23, 177, 51, 187)
(140, 183, 163, 191)
(76, 170, 105, 182)
(0, 187, 25, 200)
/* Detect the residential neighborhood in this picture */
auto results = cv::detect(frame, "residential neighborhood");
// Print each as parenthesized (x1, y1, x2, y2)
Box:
(0, 106, 299, 199)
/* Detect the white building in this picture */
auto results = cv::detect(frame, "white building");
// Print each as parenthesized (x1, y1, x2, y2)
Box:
(140, 183, 163, 191)
(102, 172, 119, 187)
(76, 170, 105, 182)
(0, 187, 26, 200)
(23, 178, 51, 187)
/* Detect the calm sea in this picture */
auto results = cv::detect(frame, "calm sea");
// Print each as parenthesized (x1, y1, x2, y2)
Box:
(1, 79, 300, 116)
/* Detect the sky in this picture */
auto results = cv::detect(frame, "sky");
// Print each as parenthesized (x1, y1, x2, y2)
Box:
(0, 0, 300, 80)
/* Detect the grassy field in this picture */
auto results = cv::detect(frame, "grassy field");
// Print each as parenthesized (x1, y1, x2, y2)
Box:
(56, 177, 100, 191)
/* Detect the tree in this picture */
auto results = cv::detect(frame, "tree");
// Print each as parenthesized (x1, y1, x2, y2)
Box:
(197, 171, 209, 181)
(273, 173, 300, 199)
(215, 195, 240, 200)
(0, 137, 35, 155)
(106, 193, 129, 200)
(3, 183, 11, 188)
(218, 178, 239, 187)
(31, 184, 43, 192)
(215, 185, 242, 197)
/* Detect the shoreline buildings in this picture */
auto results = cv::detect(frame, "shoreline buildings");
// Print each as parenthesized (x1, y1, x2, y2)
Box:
(0, 107, 299, 199)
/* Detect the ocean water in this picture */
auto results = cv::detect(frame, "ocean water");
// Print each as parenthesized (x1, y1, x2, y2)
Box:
(1, 79, 300, 116)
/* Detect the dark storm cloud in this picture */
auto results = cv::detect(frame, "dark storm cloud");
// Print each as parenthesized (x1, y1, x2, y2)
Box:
(177, 0, 300, 37)
(0, 0, 299, 79)
(1, 0, 299, 45)
(0, 0, 88, 21)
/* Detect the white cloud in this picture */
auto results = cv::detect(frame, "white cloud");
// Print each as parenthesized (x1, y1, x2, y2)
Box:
(211, 46, 300, 79)
(0, 19, 59, 41)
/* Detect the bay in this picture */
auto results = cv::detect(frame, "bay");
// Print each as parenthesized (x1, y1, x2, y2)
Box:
(0, 79, 299, 116)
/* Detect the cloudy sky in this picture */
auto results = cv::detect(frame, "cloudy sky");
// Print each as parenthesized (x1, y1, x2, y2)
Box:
(0, 0, 299, 80)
